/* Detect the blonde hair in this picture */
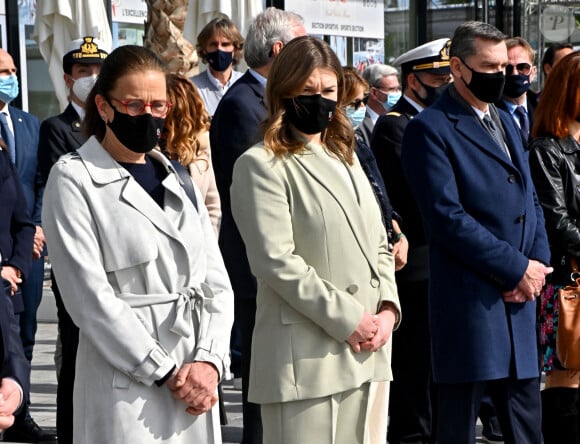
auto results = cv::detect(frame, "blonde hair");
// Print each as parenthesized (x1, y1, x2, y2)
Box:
(263, 36, 355, 164)
(164, 74, 211, 165)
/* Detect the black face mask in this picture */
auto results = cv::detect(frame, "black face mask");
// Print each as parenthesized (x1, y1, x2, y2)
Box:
(503, 74, 531, 98)
(205, 49, 233, 72)
(414, 75, 448, 107)
(107, 107, 164, 154)
(460, 58, 506, 103)
(283, 94, 337, 135)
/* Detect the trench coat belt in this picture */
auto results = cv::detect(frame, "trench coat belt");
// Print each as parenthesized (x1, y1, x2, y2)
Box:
(117, 283, 215, 339)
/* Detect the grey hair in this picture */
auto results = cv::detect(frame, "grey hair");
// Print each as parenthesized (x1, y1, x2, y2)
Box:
(362, 64, 399, 87)
(244, 7, 304, 69)
(449, 21, 506, 61)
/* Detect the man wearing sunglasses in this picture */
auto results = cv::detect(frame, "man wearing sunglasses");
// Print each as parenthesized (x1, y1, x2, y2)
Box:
(496, 37, 538, 143)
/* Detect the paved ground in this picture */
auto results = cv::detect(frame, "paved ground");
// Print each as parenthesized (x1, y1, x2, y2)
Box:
(5, 288, 501, 443)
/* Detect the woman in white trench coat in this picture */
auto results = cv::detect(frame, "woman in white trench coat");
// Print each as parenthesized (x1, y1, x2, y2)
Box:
(42, 45, 234, 444)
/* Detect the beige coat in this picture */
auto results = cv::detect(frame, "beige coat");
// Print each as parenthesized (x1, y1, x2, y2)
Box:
(42, 137, 233, 444)
(231, 142, 400, 405)
(187, 131, 221, 237)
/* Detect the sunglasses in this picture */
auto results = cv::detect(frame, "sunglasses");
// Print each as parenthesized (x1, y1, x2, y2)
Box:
(505, 63, 532, 76)
(348, 95, 368, 109)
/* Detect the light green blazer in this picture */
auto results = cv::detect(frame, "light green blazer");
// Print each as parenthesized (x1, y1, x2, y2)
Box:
(231, 141, 400, 405)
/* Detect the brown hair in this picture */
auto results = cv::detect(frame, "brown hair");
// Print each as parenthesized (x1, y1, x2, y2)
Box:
(342, 66, 370, 105)
(506, 37, 535, 63)
(82, 45, 167, 141)
(532, 51, 580, 139)
(263, 36, 354, 164)
(164, 73, 211, 165)
(196, 17, 244, 66)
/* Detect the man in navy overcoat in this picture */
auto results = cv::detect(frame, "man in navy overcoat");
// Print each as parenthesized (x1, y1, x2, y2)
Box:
(401, 22, 552, 444)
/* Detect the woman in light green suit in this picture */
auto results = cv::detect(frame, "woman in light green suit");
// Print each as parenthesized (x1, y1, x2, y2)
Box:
(231, 36, 401, 444)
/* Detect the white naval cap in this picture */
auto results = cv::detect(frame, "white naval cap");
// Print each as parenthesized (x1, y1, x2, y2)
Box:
(63, 36, 110, 73)
(393, 38, 451, 75)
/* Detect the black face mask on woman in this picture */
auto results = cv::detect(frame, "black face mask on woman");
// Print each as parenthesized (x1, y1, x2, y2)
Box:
(107, 106, 165, 154)
(283, 94, 337, 135)
(460, 58, 506, 103)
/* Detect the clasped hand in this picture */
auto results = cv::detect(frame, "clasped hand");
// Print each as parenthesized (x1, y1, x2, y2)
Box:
(1, 266, 22, 296)
(502, 259, 553, 303)
(347, 310, 396, 353)
(167, 362, 219, 416)
(0, 378, 22, 431)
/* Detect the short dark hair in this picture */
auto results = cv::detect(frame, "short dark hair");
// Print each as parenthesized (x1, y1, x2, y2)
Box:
(82, 45, 167, 141)
(541, 43, 574, 75)
(449, 21, 506, 61)
(196, 17, 244, 66)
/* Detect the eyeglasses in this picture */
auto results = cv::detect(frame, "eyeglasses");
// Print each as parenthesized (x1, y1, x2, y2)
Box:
(348, 96, 368, 109)
(108, 97, 172, 117)
(505, 63, 532, 76)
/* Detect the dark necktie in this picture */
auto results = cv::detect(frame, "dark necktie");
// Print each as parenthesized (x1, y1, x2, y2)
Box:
(515, 105, 530, 140)
(483, 114, 510, 159)
(0, 112, 15, 164)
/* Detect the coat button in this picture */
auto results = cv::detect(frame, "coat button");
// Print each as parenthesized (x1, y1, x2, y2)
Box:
(517, 214, 525, 223)
(370, 278, 380, 288)
(508, 174, 516, 183)
(346, 284, 358, 294)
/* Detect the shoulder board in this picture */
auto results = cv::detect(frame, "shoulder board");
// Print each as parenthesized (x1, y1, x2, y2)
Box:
(386, 112, 402, 117)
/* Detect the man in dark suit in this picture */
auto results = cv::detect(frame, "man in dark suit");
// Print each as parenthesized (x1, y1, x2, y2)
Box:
(0, 254, 30, 434)
(210, 8, 306, 444)
(496, 37, 538, 143)
(370, 38, 453, 444)
(0, 147, 32, 432)
(401, 21, 552, 444)
(0, 48, 55, 444)
(36, 36, 108, 444)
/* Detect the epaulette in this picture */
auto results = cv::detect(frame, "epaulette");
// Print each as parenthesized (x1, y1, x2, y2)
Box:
(386, 112, 402, 117)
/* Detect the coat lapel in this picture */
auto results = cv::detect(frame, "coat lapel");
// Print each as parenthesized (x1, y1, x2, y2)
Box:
(294, 143, 380, 277)
(443, 92, 516, 171)
(64, 104, 86, 147)
(77, 138, 184, 243)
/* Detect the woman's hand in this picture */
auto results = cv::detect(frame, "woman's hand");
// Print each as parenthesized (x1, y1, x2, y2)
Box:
(1, 266, 22, 295)
(360, 309, 396, 352)
(347, 311, 378, 353)
(168, 362, 219, 415)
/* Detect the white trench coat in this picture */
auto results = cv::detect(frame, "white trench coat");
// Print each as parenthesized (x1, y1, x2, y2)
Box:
(42, 137, 234, 444)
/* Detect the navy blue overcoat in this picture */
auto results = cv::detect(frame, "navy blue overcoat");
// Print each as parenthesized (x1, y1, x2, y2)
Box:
(401, 86, 550, 383)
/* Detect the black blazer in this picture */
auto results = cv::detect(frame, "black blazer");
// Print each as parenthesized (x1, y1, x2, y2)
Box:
(37, 103, 86, 185)
(370, 97, 428, 281)
(0, 149, 35, 313)
(210, 70, 267, 299)
(0, 279, 30, 399)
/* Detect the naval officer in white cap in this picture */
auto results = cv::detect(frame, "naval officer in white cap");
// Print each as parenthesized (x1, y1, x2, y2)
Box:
(371, 39, 453, 444)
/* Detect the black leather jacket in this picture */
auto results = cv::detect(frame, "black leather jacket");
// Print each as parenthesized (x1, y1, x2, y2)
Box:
(529, 135, 580, 284)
